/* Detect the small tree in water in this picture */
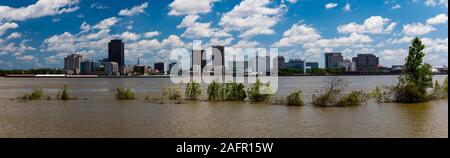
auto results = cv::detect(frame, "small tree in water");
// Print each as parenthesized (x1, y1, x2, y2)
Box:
(185, 81, 201, 100)
(395, 37, 433, 103)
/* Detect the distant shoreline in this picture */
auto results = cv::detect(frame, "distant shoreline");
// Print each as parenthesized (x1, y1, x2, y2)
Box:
(1, 74, 448, 79)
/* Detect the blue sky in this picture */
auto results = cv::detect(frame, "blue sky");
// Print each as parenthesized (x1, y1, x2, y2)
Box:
(0, 0, 448, 69)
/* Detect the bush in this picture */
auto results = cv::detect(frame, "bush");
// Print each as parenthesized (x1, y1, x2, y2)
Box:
(116, 87, 135, 100)
(444, 77, 448, 95)
(336, 91, 369, 107)
(392, 82, 427, 103)
(60, 85, 70, 100)
(185, 81, 201, 100)
(207, 81, 224, 101)
(163, 86, 182, 100)
(286, 90, 304, 106)
(224, 83, 247, 101)
(20, 89, 44, 100)
(248, 80, 272, 102)
(312, 77, 346, 107)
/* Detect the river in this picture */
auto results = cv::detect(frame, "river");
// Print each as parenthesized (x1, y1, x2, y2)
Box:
(0, 76, 447, 138)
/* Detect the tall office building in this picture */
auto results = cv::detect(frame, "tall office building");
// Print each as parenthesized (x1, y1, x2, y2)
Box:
(104, 62, 119, 76)
(325, 52, 344, 68)
(277, 56, 286, 68)
(352, 54, 379, 72)
(154, 62, 165, 74)
(306, 62, 319, 71)
(64, 54, 83, 75)
(212, 45, 225, 76)
(80, 60, 99, 75)
(108, 39, 125, 68)
(191, 49, 207, 74)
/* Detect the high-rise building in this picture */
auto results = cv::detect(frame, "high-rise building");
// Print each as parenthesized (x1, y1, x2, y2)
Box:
(212, 45, 225, 76)
(277, 56, 286, 68)
(305, 62, 319, 71)
(191, 49, 206, 74)
(80, 60, 99, 75)
(108, 39, 125, 68)
(154, 62, 165, 74)
(325, 52, 344, 68)
(352, 54, 379, 72)
(104, 62, 119, 76)
(285, 59, 306, 73)
(64, 54, 83, 75)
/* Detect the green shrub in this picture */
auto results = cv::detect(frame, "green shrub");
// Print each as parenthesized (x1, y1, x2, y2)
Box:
(163, 86, 182, 100)
(336, 91, 369, 107)
(60, 85, 70, 100)
(286, 90, 304, 106)
(444, 77, 448, 95)
(185, 81, 201, 100)
(392, 82, 427, 103)
(312, 77, 346, 107)
(207, 81, 224, 101)
(224, 83, 247, 101)
(20, 89, 44, 100)
(247, 80, 272, 102)
(116, 87, 135, 100)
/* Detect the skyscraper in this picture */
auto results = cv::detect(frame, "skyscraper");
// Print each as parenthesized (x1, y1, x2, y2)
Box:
(212, 45, 225, 76)
(325, 52, 344, 68)
(154, 62, 165, 74)
(352, 54, 379, 72)
(64, 54, 83, 75)
(108, 39, 125, 68)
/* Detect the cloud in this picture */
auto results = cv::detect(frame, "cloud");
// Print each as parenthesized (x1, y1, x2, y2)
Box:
(337, 16, 397, 34)
(169, 0, 219, 16)
(93, 17, 119, 30)
(426, 13, 448, 25)
(391, 4, 401, 9)
(402, 23, 436, 35)
(343, 3, 351, 12)
(6, 32, 22, 40)
(219, 0, 286, 38)
(144, 31, 160, 38)
(90, 3, 109, 10)
(118, 2, 148, 16)
(425, 0, 448, 7)
(120, 31, 140, 41)
(0, 0, 79, 21)
(325, 3, 338, 9)
(273, 23, 321, 47)
(0, 22, 18, 36)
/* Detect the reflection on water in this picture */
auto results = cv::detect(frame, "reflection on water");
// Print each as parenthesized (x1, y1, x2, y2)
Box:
(0, 76, 447, 138)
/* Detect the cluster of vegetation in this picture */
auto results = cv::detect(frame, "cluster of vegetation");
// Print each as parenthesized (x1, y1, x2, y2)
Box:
(247, 80, 272, 102)
(56, 85, 71, 100)
(0, 68, 63, 76)
(207, 81, 247, 101)
(370, 37, 447, 103)
(185, 81, 202, 100)
(163, 86, 182, 100)
(312, 77, 368, 107)
(116, 87, 135, 100)
(286, 90, 304, 106)
(19, 89, 44, 100)
(279, 68, 304, 76)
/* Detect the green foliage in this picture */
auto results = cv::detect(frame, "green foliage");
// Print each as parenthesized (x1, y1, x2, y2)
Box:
(0, 68, 63, 76)
(444, 77, 448, 95)
(312, 77, 346, 107)
(60, 85, 70, 100)
(20, 89, 44, 100)
(401, 37, 433, 95)
(116, 87, 135, 100)
(207, 81, 224, 101)
(163, 86, 182, 100)
(308, 68, 327, 75)
(286, 90, 304, 106)
(393, 82, 427, 103)
(185, 81, 201, 100)
(279, 68, 304, 76)
(336, 91, 369, 107)
(224, 83, 247, 101)
(247, 80, 272, 102)
(429, 80, 448, 99)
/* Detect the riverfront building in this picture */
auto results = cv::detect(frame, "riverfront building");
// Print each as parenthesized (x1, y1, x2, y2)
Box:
(325, 52, 344, 69)
(352, 54, 380, 72)
(108, 39, 125, 68)
(64, 54, 83, 75)
(104, 62, 119, 76)
(154, 62, 165, 74)
(80, 60, 100, 75)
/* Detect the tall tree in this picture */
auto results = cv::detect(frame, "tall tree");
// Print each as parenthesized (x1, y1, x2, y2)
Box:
(402, 37, 433, 94)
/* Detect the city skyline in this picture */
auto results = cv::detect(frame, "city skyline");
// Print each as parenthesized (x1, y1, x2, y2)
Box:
(0, 0, 448, 69)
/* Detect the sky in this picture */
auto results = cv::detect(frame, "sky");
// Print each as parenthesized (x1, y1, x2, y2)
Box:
(0, 0, 448, 69)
